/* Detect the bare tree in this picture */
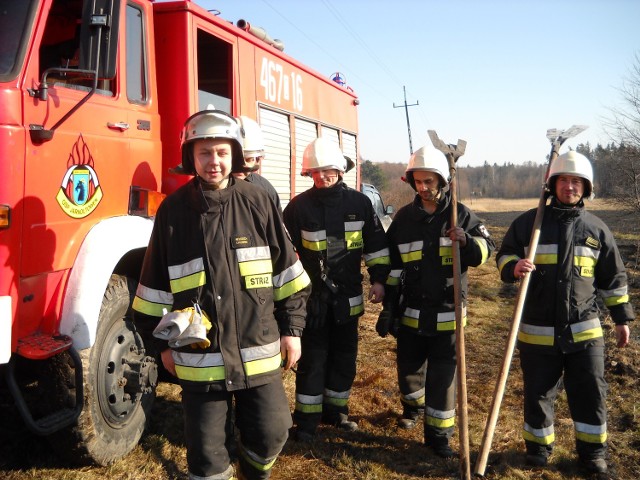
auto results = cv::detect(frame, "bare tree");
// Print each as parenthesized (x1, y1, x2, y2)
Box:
(602, 52, 640, 214)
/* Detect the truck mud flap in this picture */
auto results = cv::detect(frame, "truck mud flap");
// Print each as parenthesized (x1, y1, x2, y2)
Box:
(6, 346, 84, 436)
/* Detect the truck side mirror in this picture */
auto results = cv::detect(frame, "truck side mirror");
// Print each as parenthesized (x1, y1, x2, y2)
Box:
(79, 0, 121, 79)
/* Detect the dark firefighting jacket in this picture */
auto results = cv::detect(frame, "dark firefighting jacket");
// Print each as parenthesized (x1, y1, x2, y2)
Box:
(133, 177, 310, 391)
(245, 172, 282, 214)
(496, 198, 634, 354)
(283, 181, 390, 324)
(384, 193, 494, 336)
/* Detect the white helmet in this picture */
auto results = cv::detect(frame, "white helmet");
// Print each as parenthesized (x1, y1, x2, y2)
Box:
(179, 110, 244, 175)
(237, 116, 265, 157)
(405, 145, 450, 190)
(547, 150, 593, 198)
(301, 137, 354, 176)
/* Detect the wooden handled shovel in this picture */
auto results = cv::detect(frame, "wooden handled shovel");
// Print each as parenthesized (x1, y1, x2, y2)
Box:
(473, 125, 588, 476)
(428, 130, 470, 480)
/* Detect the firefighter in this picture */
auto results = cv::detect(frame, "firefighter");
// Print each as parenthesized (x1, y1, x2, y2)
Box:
(496, 151, 633, 474)
(233, 115, 282, 214)
(376, 145, 494, 457)
(133, 110, 311, 480)
(282, 137, 391, 442)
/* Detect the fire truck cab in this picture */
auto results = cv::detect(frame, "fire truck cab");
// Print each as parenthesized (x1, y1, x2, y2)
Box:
(0, 0, 360, 465)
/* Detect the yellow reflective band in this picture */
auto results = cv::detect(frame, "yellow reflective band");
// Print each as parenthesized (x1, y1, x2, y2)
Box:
(240, 449, 277, 472)
(350, 303, 364, 316)
(604, 294, 629, 307)
(239, 259, 273, 277)
(324, 396, 349, 407)
(533, 253, 557, 265)
(295, 401, 323, 413)
(442, 256, 453, 266)
(245, 274, 273, 289)
(572, 326, 603, 343)
(401, 316, 419, 328)
(273, 269, 311, 301)
(400, 394, 425, 407)
(473, 237, 490, 264)
(132, 296, 171, 317)
(576, 431, 607, 444)
(170, 271, 206, 294)
(244, 353, 281, 376)
(365, 248, 391, 266)
(523, 429, 555, 445)
(518, 331, 555, 346)
(302, 238, 326, 251)
(366, 255, 390, 267)
(345, 230, 363, 250)
(386, 276, 400, 286)
(175, 364, 225, 382)
(426, 415, 455, 429)
(436, 316, 467, 331)
(497, 254, 520, 274)
(401, 250, 422, 263)
(439, 246, 452, 257)
(574, 256, 596, 268)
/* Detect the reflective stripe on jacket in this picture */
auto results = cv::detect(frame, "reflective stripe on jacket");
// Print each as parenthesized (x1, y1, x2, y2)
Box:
(283, 181, 390, 323)
(384, 194, 495, 336)
(133, 177, 310, 390)
(496, 199, 634, 353)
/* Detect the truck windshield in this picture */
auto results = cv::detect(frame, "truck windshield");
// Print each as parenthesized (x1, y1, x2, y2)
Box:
(0, 1, 35, 81)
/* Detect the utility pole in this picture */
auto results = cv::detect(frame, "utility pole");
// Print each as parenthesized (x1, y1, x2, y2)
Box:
(393, 86, 419, 154)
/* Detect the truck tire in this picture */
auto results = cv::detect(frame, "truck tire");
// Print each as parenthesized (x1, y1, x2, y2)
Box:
(50, 274, 157, 465)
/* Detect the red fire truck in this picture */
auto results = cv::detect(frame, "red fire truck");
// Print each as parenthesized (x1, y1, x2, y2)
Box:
(0, 0, 360, 465)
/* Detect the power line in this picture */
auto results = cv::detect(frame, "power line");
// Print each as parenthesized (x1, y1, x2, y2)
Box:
(394, 86, 419, 154)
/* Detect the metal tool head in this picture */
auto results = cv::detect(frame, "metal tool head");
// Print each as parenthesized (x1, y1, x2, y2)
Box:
(546, 125, 588, 148)
(428, 130, 467, 161)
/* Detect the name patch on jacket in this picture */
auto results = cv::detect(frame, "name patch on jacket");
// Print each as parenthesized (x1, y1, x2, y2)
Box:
(231, 234, 253, 249)
(245, 274, 272, 289)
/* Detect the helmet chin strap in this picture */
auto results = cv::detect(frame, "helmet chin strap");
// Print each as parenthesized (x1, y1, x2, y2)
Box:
(427, 182, 450, 204)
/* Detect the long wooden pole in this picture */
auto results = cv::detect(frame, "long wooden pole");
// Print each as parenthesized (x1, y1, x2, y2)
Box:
(428, 130, 469, 480)
(473, 125, 588, 476)
(449, 153, 471, 480)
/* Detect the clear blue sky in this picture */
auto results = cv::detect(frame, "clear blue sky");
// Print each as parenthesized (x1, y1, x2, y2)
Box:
(197, 0, 640, 167)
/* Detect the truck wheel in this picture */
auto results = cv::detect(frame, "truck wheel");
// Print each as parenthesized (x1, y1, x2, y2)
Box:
(50, 274, 157, 465)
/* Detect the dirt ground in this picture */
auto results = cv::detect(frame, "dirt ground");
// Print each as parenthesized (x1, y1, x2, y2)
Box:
(1, 198, 638, 480)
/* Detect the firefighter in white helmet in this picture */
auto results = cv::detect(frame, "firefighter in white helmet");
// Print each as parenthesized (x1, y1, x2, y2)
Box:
(376, 144, 494, 457)
(233, 116, 282, 213)
(133, 109, 311, 480)
(283, 137, 390, 442)
(496, 150, 633, 474)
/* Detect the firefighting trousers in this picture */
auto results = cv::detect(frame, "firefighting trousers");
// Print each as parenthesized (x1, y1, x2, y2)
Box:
(397, 330, 457, 446)
(519, 346, 608, 459)
(182, 381, 292, 480)
(293, 317, 358, 433)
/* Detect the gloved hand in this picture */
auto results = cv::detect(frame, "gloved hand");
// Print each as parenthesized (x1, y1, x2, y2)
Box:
(376, 309, 397, 338)
(153, 307, 213, 349)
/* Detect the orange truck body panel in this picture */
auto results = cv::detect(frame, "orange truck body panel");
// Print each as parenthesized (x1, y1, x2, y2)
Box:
(0, 0, 359, 362)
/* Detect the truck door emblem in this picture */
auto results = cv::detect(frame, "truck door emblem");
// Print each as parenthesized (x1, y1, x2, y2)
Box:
(56, 134, 103, 218)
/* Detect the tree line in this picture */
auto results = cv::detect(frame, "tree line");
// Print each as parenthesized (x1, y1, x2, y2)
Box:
(362, 52, 640, 216)
(361, 141, 640, 215)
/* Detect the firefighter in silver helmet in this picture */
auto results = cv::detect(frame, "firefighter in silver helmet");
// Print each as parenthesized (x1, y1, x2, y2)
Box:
(283, 137, 390, 442)
(133, 109, 311, 480)
(233, 116, 282, 213)
(496, 150, 633, 474)
(376, 144, 494, 457)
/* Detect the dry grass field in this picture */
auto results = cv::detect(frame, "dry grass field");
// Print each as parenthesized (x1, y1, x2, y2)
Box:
(1, 198, 638, 480)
